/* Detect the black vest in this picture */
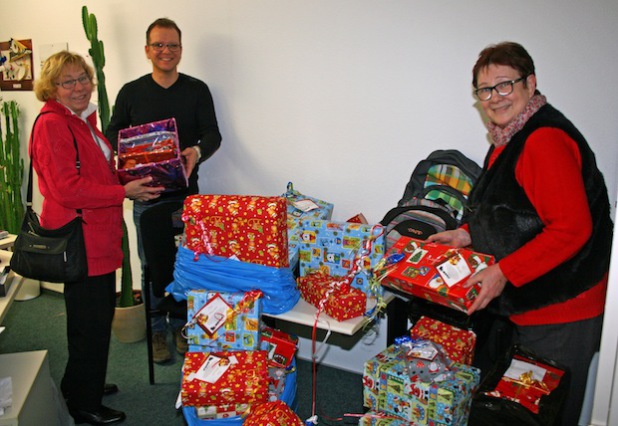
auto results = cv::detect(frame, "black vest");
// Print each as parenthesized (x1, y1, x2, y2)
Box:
(464, 104, 613, 316)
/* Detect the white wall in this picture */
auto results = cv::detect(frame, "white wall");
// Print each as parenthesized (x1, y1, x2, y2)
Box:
(3, 1, 618, 423)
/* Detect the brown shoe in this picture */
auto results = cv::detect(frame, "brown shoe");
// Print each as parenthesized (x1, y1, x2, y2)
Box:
(152, 332, 171, 364)
(174, 329, 188, 355)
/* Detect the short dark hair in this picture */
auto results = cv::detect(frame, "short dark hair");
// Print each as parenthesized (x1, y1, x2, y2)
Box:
(472, 42, 535, 88)
(146, 18, 182, 44)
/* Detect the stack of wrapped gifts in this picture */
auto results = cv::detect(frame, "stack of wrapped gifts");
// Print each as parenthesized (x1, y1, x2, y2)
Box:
(170, 194, 303, 424)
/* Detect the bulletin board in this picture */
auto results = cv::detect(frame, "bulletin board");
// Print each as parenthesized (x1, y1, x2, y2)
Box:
(0, 39, 34, 91)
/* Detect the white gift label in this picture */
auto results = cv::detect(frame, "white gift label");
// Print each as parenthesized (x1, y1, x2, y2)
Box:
(292, 199, 320, 212)
(435, 253, 471, 287)
(195, 294, 233, 336)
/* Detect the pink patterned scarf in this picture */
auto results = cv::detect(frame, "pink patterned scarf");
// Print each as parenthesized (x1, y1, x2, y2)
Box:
(487, 94, 548, 147)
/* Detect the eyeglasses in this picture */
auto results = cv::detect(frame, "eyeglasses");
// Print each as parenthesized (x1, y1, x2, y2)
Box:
(148, 43, 182, 52)
(56, 75, 91, 90)
(474, 77, 527, 101)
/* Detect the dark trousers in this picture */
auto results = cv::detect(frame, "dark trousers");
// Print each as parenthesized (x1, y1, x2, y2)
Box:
(61, 272, 116, 410)
(513, 315, 603, 426)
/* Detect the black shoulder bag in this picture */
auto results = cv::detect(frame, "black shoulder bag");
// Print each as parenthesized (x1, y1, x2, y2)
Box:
(10, 113, 88, 283)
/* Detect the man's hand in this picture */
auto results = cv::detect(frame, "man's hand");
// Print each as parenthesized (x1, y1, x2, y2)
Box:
(426, 228, 471, 248)
(181, 146, 199, 178)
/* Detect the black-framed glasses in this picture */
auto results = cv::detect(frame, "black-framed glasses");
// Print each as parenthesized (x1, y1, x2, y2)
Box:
(148, 43, 182, 52)
(474, 77, 526, 101)
(56, 75, 91, 90)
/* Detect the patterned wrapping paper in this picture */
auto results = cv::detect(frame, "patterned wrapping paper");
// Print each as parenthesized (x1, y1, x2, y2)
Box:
(117, 118, 188, 192)
(410, 316, 476, 365)
(181, 351, 269, 407)
(259, 325, 298, 368)
(485, 355, 565, 414)
(359, 411, 420, 426)
(287, 216, 302, 270)
(363, 343, 480, 425)
(298, 220, 385, 297)
(185, 289, 262, 352)
(182, 195, 289, 268)
(194, 403, 251, 420)
(297, 271, 367, 321)
(381, 236, 494, 313)
(244, 400, 303, 426)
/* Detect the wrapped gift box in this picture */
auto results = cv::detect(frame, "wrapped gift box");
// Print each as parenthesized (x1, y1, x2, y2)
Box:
(364, 343, 480, 425)
(486, 354, 565, 414)
(186, 289, 262, 352)
(297, 271, 367, 321)
(298, 219, 385, 297)
(260, 325, 298, 368)
(287, 216, 302, 270)
(182, 194, 289, 268)
(359, 411, 418, 426)
(381, 237, 494, 313)
(181, 351, 269, 407)
(283, 182, 334, 221)
(117, 118, 188, 192)
(410, 316, 476, 365)
(245, 401, 303, 426)
(195, 403, 251, 420)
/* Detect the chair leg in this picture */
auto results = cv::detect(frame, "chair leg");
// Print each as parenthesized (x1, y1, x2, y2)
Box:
(144, 268, 155, 385)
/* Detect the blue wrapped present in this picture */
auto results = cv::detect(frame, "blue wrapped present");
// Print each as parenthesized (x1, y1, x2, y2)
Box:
(185, 289, 262, 351)
(298, 220, 385, 297)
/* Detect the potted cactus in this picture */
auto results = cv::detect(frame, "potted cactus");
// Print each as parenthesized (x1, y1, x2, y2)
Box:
(82, 5, 145, 342)
(0, 99, 23, 235)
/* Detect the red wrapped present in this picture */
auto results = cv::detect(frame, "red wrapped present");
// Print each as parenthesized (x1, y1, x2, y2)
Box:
(487, 354, 565, 414)
(381, 236, 494, 313)
(410, 316, 476, 365)
(182, 195, 289, 267)
(260, 325, 298, 368)
(297, 271, 367, 321)
(245, 401, 303, 426)
(181, 351, 269, 407)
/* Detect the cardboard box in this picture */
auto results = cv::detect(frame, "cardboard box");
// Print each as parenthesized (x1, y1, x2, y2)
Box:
(182, 194, 289, 268)
(117, 118, 187, 192)
(381, 237, 494, 313)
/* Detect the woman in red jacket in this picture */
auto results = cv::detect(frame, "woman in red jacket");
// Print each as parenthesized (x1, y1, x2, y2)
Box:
(32, 51, 163, 425)
(429, 42, 612, 425)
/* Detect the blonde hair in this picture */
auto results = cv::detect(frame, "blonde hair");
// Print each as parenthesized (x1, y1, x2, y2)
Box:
(34, 51, 95, 102)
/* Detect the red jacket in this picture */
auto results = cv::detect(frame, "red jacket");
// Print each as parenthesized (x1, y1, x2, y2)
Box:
(30, 100, 126, 277)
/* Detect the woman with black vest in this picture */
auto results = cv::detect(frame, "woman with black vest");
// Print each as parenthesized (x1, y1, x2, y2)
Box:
(428, 41, 612, 426)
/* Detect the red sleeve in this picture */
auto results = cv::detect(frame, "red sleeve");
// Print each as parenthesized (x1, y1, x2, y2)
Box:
(498, 127, 592, 286)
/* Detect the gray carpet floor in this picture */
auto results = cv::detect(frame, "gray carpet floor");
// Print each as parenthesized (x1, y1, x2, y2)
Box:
(0, 289, 366, 425)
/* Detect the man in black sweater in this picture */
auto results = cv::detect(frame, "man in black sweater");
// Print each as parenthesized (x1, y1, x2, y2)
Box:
(106, 17, 221, 363)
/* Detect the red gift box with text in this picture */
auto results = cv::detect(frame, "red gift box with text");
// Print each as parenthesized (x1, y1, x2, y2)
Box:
(182, 195, 289, 267)
(410, 316, 476, 365)
(181, 351, 269, 407)
(260, 325, 298, 368)
(297, 271, 367, 321)
(381, 237, 494, 313)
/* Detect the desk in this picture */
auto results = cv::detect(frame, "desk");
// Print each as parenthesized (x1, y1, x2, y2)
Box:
(0, 251, 24, 326)
(0, 350, 61, 426)
(264, 292, 395, 336)
(0, 236, 16, 251)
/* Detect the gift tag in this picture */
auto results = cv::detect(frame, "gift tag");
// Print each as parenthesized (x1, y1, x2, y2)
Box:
(504, 359, 547, 382)
(435, 252, 471, 287)
(195, 294, 233, 337)
(292, 199, 320, 212)
(191, 354, 238, 383)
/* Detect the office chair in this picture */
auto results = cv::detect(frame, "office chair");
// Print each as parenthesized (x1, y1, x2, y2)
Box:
(140, 200, 186, 384)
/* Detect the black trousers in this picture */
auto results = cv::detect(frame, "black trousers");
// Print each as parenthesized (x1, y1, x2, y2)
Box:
(61, 272, 116, 410)
(513, 315, 603, 426)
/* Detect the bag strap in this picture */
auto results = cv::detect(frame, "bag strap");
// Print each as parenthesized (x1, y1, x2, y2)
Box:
(28, 112, 82, 215)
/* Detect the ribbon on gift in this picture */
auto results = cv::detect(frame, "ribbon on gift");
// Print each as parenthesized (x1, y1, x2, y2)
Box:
(503, 370, 551, 395)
